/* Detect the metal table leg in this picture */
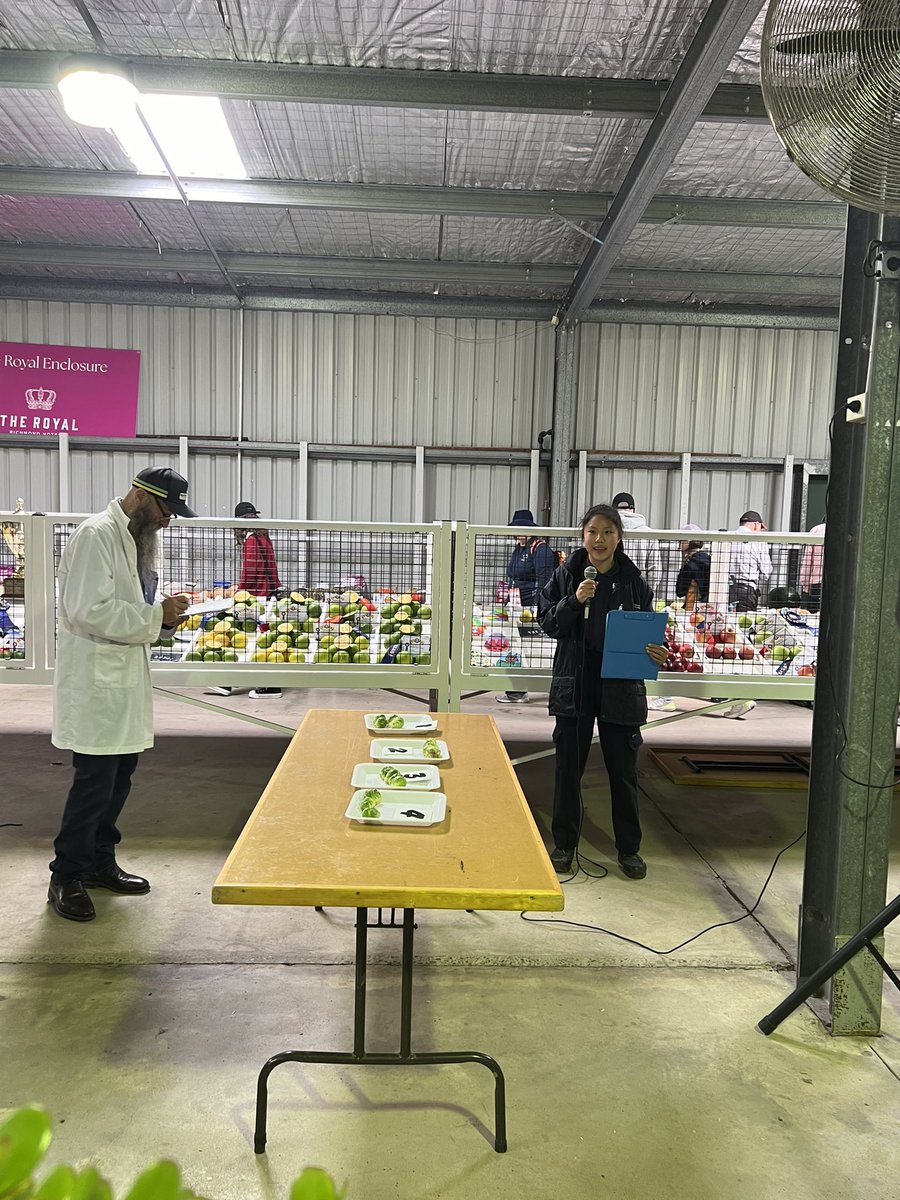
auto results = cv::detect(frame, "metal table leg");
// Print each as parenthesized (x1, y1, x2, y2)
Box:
(253, 907, 508, 1154)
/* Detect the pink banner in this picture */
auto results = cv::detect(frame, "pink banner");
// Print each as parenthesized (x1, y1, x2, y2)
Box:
(0, 341, 140, 437)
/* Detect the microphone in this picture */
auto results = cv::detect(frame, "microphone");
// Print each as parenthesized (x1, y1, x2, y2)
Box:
(583, 565, 597, 619)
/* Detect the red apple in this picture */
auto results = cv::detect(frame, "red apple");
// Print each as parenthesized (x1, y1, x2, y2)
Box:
(679, 644, 695, 659)
(797, 664, 815, 677)
(687, 662, 704, 673)
(721, 628, 737, 645)
(738, 646, 754, 660)
(721, 646, 737, 660)
(706, 644, 724, 659)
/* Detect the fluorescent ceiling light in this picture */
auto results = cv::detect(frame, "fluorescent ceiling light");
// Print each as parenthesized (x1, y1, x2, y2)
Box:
(112, 95, 247, 179)
(57, 59, 138, 128)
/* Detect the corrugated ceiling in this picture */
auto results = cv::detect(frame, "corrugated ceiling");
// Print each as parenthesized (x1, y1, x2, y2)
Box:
(0, 0, 843, 316)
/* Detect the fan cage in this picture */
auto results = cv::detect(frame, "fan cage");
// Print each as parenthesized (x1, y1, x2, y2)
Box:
(760, 0, 900, 215)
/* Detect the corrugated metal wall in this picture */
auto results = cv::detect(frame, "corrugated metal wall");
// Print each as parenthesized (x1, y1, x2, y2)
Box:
(575, 323, 837, 458)
(242, 312, 555, 446)
(0, 299, 836, 524)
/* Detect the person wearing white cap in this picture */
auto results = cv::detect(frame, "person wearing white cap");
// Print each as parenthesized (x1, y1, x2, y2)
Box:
(47, 467, 194, 922)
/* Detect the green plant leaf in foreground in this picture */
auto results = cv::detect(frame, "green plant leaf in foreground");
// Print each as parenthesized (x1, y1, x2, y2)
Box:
(68, 1168, 111, 1200)
(34, 1166, 78, 1200)
(122, 1163, 182, 1200)
(0, 1106, 53, 1196)
(289, 1168, 345, 1200)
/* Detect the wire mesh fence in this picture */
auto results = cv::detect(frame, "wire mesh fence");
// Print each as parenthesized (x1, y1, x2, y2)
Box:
(50, 519, 438, 672)
(0, 516, 26, 662)
(462, 528, 822, 685)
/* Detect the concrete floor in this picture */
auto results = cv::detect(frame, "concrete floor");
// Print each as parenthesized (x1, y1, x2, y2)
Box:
(1, 684, 898, 1200)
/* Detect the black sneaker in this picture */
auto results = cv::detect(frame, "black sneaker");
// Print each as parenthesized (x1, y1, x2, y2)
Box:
(618, 853, 647, 880)
(550, 846, 574, 874)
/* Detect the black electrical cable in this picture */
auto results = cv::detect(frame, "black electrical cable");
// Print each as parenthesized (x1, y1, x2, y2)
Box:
(522, 829, 806, 955)
(817, 402, 900, 794)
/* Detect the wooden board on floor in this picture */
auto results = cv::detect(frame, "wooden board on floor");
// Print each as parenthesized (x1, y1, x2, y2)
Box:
(648, 747, 900, 790)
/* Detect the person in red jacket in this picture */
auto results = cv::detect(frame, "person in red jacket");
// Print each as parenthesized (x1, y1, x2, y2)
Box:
(206, 501, 283, 699)
(235, 501, 282, 596)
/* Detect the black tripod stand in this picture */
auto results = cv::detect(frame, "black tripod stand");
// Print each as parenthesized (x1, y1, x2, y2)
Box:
(758, 894, 900, 1035)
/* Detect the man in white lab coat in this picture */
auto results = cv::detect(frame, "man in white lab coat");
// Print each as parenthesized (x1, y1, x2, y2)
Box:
(48, 467, 195, 922)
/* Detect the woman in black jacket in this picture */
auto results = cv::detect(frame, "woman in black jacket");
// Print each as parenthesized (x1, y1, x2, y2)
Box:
(539, 504, 667, 879)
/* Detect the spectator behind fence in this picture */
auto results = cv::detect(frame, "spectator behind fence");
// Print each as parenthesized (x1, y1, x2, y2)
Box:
(728, 510, 772, 611)
(206, 501, 283, 700)
(611, 493, 664, 599)
(48, 467, 194, 922)
(800, 521, 825, 612)
(497, 508, 558, 705)
(675, 524, 711, 609)
(613, 493, 674, 711)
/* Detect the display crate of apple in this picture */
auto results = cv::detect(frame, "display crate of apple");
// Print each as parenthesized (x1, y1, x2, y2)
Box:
(746, 609, 817, 676)
(374, 593, 432, 666)
(669, 609, 765, 673)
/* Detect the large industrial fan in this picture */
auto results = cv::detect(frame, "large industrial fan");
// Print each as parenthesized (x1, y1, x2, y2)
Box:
(760, 0, 900, 214)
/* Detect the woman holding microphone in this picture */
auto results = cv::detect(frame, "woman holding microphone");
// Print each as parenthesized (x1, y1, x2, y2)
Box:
(539, 504, 667, 878)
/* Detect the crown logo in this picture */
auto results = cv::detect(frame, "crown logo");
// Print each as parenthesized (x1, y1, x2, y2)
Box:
(25, 387, 56, 411)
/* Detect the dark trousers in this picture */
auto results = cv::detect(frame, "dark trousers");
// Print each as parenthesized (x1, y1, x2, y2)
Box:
(50, 752, 140, 880)
(552, 716, 643, 856)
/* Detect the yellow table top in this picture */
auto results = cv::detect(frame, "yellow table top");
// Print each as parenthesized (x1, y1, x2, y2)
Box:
(212, 709, 564, 912)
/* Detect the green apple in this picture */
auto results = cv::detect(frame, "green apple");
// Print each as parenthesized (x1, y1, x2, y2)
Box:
(306, 601, 322, 619)
(185, 651, 204, 662)
(294, 633, 310, 649)
(302, 619, 316, 634)
(313, 650, 331, 663)
(221, 650, 239, 662)
(319, 634, 335, 649)
(417, 604, 432, 619)
(414, 653, 431, 665)
(203, 650, 222, 662)
(395, 651, 413, 665)
(328, 602, 342, 616)
(331, 650, 351, 663)
(353, 635, 369, 649)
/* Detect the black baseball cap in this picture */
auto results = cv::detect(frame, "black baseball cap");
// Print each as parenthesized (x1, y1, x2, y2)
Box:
(234, 501, 260, 518)
(740, 510, 766, 527)
(612, 492, 635, 510)
(132, 467, 196, 518)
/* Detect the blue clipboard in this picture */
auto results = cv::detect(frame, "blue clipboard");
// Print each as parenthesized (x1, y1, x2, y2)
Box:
(601, 610, 668, 680)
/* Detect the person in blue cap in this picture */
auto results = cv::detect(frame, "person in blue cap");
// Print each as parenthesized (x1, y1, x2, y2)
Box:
(497, 509, 557, 704)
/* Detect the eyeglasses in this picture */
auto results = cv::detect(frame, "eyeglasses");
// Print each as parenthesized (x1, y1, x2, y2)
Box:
(153, 496, 175, 520)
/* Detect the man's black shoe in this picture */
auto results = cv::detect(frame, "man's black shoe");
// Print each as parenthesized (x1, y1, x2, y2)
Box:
(48, 877, 96, 922)
(550, 846, 574, 874)
(618, 853, 647, 880)
(83, 865, 151, 894)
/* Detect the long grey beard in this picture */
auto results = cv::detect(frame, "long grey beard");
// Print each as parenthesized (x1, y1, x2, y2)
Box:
(128, 514, 160, 584)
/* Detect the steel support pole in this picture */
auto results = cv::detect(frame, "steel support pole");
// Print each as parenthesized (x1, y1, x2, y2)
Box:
(798, 210, 900, 1034)
(549, 326, 578, 524)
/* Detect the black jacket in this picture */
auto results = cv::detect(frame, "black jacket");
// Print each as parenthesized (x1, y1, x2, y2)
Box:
(676, 549, 711, 603)
(539, 547, 654, 725)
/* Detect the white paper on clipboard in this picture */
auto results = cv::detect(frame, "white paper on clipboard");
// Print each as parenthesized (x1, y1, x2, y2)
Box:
(180, 597, 234, 617)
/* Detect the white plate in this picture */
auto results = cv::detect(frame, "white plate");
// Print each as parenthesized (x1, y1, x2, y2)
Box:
(364, 713, 437, 732)
(345, 790, 447, 826)
(369, 738, 450, 763)
(351, 762, 440, 791)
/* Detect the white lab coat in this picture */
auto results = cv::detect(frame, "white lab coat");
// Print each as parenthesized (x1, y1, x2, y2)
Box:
(52, 499, 164, 755)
